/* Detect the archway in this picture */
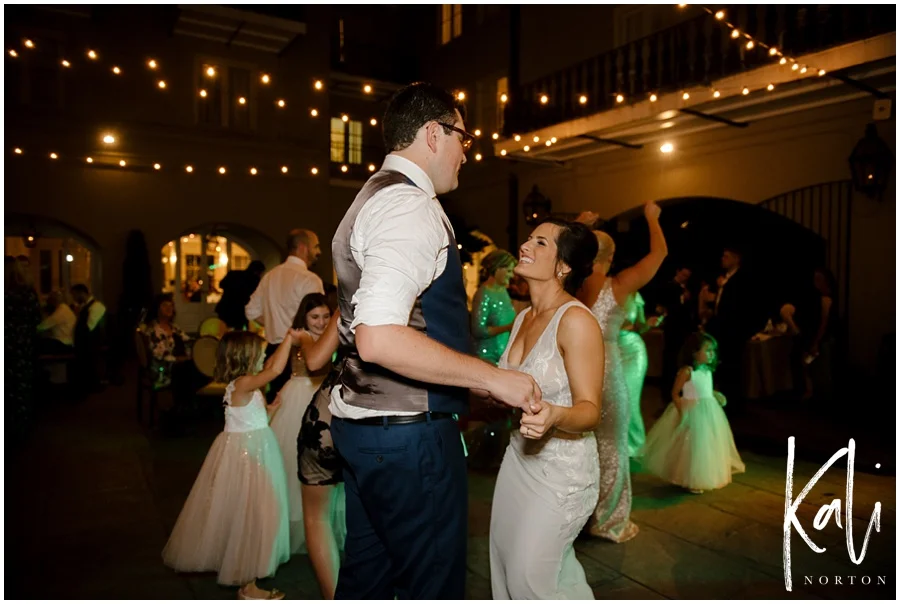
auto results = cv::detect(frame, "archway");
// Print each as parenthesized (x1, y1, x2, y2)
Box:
(5, 213, 103, 299)
(159, 223, 281, 332)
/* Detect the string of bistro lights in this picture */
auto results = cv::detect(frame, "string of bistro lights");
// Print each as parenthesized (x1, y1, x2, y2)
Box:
(493, 4, 832, 157)
(9, 5, 831, 167)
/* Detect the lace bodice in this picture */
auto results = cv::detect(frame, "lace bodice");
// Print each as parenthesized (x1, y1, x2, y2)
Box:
(682, 366, 714, 401)
(591, 279, 626, 343)
(289, 330, 320, 378)
(223, 381, 270, 433)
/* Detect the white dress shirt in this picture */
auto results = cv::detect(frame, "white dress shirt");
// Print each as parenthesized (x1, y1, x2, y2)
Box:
(330, 154, 454, 419)
(82, 297, 106, 331)
(245, 256, 324, 344)
(715, 267, 738, 315)
(38, 303, 77, 346)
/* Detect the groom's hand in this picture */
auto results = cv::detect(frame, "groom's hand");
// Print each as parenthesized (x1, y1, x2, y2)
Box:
(487, 368, 542, 415)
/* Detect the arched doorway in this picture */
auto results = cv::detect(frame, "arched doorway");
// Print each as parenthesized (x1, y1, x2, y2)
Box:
(5, 213, 102, 299)
(159, 223, 281, 331)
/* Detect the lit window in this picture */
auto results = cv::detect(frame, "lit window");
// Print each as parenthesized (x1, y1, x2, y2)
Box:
(331, 118, 363, 165)
(330, 118, 346, 163)
(440, 5, 462, 45)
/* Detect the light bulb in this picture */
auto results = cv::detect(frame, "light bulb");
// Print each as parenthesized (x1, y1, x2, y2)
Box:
(185, 165, 193, 173)
(158, 80, 167, 89)
(61, 59, 70, 67)
(818, 69, 826, 76)
(50, 152, 58, 159)
(713, 90, 721, 98)
(238, 96, 246, 105)
(218, 166, 226, 174)
(281, 166, 288, 174)
(154, 163, 161, 170)
(616, 94, 625, 103)
(540, 94, 548, 104)
(199, 89, 207, 98)
(119, 160, 126, 167)
(475, 153, 482, 161)
(310, 167, 318, 175)
(514, 135, 521, 142)
(767, 83, 775, 91)
(86, 157, 93, 163)
(780, 57, 788, 65)
(492, 133, 499, 140)
(250, 167, 258, 175)
(14, 148, 22, 154)
(103, 134, 115, 144)
(715, 10, 725, 19)
(500, 149, 507, 156)
(310, 108, 318, 117)
(800, 66, 808, 74)
(341, 165, 348, 173)
(341, 114, 349, 122)
(746, 40, 755, 50)
(792, 63, 800, 71)
(650, 94, 658, 102)
(24, 39, 34, 49)
(579, 95, 588, 104)
(660, 142, 674, 153)
(277, 99, 286, 108)
(9, 50, 18, 57)
(314, 80, 323, 90)
(533, 136, 540, 143)
(112, 66, 121, 75)
(169, 253, 177, 264)
(742, 87, 750, 95)
(682, 92, 690, 100)
(474, 129, 481, 137)
(769, 47, 778, 56)
(500, 93, 508, 103)
(261, 74, 270, 84)
(87, 49, 97, 60)
(523, 145, 530, 152)
(731, 29, 740, 39)
(148, 59, 158, 69)
(550, 137, 557, 143)
(368, 164, 376, 172)
(370, 118, 377, 126)
(66, 254, 74, 263)
(457, 91, 466, 101)
(545, 140, 552, 147)
(363, 84, 372, 93)
(219, 253, 228, 266)
(206, 66, 216, 77)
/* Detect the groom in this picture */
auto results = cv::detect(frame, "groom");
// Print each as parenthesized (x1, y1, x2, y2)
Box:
(329, 82, 541, 599)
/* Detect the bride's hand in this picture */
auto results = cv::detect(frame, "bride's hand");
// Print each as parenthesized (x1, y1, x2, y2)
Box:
(519, 400, 558, 439)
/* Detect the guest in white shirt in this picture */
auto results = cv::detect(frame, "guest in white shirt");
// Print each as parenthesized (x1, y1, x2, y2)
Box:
(246, 228, 324, 400)
(37, 291, 76, 355)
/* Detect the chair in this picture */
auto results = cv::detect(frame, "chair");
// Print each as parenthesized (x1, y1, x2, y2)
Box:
(135, 329, 169, 427)
(199, 317, 228, 340)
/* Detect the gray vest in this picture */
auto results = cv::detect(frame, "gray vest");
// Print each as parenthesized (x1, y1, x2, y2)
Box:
(332, 170, 469, 414)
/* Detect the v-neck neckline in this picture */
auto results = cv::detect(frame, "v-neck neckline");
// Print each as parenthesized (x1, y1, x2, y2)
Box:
(506, 303, 570, 368)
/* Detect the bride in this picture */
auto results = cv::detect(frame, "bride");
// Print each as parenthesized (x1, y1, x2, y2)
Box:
(489, 219, 605, 599)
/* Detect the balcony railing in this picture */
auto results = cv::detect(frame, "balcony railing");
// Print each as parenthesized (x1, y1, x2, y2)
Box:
(504, 5, 895, 135)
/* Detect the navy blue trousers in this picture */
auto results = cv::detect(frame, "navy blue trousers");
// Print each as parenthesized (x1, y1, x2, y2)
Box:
(331, 415, 467, 599)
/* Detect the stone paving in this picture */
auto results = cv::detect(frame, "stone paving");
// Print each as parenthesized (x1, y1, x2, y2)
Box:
(5, 374, 895, 600)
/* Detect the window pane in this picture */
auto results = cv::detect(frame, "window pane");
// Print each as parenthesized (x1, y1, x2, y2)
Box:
(453, 4, 462, 37)
(331, 118, 346, 162)
(441, 4, 452, 44)
(232, 242, 250, 271)
(349, 120, 362, 164)
(162, 241, 176, 294)
(496, 76, 508, 131)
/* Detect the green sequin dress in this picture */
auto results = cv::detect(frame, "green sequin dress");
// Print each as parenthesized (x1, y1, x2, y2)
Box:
(472, 284, 517, 365)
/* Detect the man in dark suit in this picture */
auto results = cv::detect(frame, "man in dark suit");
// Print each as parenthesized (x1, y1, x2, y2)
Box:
(215, 260, 265, 329)
(708, 247, 763, 411)
(658, 264, 694, 395)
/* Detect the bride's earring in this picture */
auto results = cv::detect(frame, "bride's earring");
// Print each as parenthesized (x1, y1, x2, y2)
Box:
(557, 271, 563, 278)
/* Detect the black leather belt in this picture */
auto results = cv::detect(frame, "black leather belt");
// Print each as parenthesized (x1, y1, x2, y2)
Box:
(337, 411, 455, 426)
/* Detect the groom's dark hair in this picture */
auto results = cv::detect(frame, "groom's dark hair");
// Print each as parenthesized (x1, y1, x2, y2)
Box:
(382, 82, 465, 152)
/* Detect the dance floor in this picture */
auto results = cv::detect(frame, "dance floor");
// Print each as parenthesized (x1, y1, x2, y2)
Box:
(5, 371, 895, 600)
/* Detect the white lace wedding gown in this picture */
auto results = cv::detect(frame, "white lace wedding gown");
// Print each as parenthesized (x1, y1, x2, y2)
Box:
(490, 301, 600, 599)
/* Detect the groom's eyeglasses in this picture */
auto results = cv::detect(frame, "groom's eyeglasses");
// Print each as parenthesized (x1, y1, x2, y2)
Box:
(437, 122, 475, 152)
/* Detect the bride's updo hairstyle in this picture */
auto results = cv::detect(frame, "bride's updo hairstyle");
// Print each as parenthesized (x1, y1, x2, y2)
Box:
(544, 219, 599, 295)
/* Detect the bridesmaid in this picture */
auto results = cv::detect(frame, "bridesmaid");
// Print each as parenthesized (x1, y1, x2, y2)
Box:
(576, 201, 667, 543)
(619, 291, 657, 457)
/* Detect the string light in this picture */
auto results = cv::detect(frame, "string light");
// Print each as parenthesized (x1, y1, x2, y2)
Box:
(310, 167, 318, 175)
(792, 63, 800, 71)
(370, 118, 377, 126)
(250, 167, 257, 175)
(14, 148, 22, 154)
(742, 87, 750, 95)
(650, 93, 658, 102)
(102, 134, 116, 144)
(238, 96, 246, 105)
(368, 164, 376, 171)
(340, 165, 348, 173)
(86, 157, 93, 163)
(713, 90, 721, 98)
(218, 166, 226, 174)
(277, 99, 286, 108)
(514, 135, 521, 141)
(800, 66, 808, 74)
(310, 108, 318, 117)
(206, 66, 216, 77)
(492, 133, 499, 140)
(731, 29, 740, 39)
(523, 145, 530, 152)
(579, 95, 588, 104)
(682, 92, 690, 100)
(363, 84, 372, 94)
(818, 69, 827, 76)
(475, 153, 483, 161)
(24, 39, 34, 49)
(474, 129, 481, 137)
(540, 94, 549, 104)
(314, 80, 323, 90)
(767, 83, 775, 91)
(341, 114, 349, 123)
(545, 140, 552, 147)
(500, 149, 507, 156)
(281, 166, 288, 174)
(87, 49, 98, 60)
(112, 66, 121, 75)
(660, 142, 674, 153)
(157, 80, 167, 89)
(147, 59, 158, 69)
(153, 163, 161, 170)
(185, 165, 193, 173)
(199, 89, 207, 98)
(457, 91, 466, 101)
(780, 57, 788, 65)
(616, 93, 625, 103)
(66, 254, 74, 263)
(770, 47, 779, 56)
(61, 59, 71, 67)
(260, 74, 270, 84)
(715, 10, 725, 19)
(550, 137, 557, 143)
(746, 40, 754, 50)
(9, 50, 18, 57)
(50, 152, 58, 159)
(500, 93, 508, 103)
(119, 159, 126, 167)
(533, 135, 540, 143)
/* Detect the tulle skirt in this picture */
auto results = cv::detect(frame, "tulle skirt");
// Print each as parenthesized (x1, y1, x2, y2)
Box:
(639, 397, 745, 491)
(162, 427, 291, 586)
(270, 376, 323, 554)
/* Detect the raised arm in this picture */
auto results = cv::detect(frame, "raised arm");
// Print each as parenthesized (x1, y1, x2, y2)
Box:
(300, 310, 340, 372)
(613, 201, 667, 302)
(234, 329, 301, 394)
(520, 306, 604, 437)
